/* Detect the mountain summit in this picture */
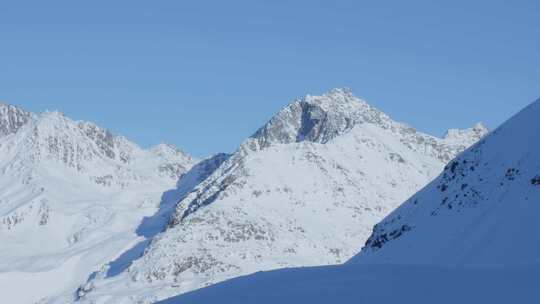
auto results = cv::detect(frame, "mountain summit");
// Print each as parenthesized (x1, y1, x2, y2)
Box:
(244, 88, 487, 163)
(247, 88, 381, 149)
(78, 89, 488, 303)
(156, 100, 537, 304)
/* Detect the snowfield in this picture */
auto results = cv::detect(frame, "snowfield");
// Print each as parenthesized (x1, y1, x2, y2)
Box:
(157, 263, 539, 304)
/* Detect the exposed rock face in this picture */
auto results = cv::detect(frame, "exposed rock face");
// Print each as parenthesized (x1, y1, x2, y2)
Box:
(78, 121, 130, 163)
(248, 88, 367, 148)
(79, 89, 487, 304)
(0, 103, 32, 137)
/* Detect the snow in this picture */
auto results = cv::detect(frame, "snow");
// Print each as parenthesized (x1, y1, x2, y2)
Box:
(0, 105, 197, 303)
(354, 98, 540, 267)
(158, 98, 540, 304)
(157, 263, 539, 304)
(0, 255, 82, 304)
(0, 89, 490, 303)
(78, 89, 486, 303)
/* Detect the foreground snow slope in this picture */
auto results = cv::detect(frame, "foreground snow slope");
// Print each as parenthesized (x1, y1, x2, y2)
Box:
(354, 98, 540, 266)
(160, 99, 540, 304)
(80, 88, 487, 303)
(0, 103, 196, 303)
(158, 263, 538, 304)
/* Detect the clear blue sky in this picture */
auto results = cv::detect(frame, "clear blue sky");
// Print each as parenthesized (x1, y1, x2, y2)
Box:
(1, 1, 539, 157)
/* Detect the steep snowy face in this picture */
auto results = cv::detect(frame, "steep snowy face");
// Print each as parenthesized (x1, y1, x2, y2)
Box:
(79, 89, 487, 303)
(354, 99, 540, 267)
(0, 103, 32, 137)
(0, 105, 197, 303)
(158, 263, 540, 304)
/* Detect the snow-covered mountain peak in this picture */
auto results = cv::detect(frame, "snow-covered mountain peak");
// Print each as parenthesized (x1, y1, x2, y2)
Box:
(151, 143, 192, 160)
(303, 87, 361, 109)
(443, 122, 488, 146)
(19, 111, 140, 171)
(244, 88, 391, 152)
(77, 91, 488, 303)
(243, 88, 487, 159)
(35, 110, 79, 134)
(36, 111, 77, 131)
(0, 103, 199, 303)
(176, 90, 488, 223)
(243, 92, 487, 168)
(0, 104, 196, 184)
(0, 102, 32, 137)
(150, 143, 198, 179)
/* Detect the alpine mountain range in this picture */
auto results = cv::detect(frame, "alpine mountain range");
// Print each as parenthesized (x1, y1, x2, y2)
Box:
(1, 88, 498, 303)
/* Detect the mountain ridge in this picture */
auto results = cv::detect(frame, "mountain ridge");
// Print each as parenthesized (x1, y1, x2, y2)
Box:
(77, 88, 488, 304)
(155, 98, 539, 304)
(0, 104, 198, 303)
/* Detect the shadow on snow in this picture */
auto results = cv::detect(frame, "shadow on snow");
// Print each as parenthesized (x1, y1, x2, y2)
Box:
(105, 153, 230, 278)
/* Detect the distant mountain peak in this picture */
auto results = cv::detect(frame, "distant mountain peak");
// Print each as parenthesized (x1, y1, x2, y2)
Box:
(304, 87, 364, 108)
(151, 142, 191, 158)
(0, 103, 200, 303)
(443, 122, 488, 146)
(245, 88, 385, 151)
(243, 88, 487, 160)
(0, 103, 196, 185)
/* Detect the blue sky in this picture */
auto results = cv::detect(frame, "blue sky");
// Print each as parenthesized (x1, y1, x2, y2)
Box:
(1, 1, 539, 157)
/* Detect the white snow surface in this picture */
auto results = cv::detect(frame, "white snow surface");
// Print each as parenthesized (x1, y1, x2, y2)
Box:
(78, 88, 487, 303)
(157, 263, 539, 304)
(0, 104, 197, 303)
(352, 98, 540, 267)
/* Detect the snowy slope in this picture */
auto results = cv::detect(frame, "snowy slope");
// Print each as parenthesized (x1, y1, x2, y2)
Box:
(158, 98, 540, 304)
(351, 98, 540, 267)
(157, 263, 539, 304)
(0, 103, 197, 303)
(79, 88, 487, 303)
